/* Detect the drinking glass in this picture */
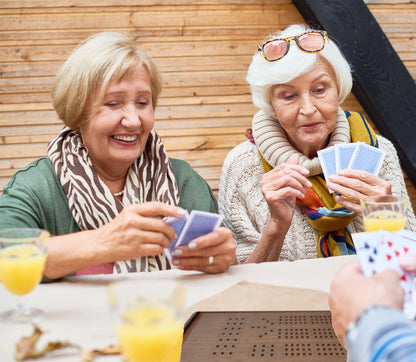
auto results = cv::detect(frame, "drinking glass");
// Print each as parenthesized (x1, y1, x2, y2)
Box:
(360, 195, 408, 232)
(107, 278, 186, 362)
(0, 228, 49, 323)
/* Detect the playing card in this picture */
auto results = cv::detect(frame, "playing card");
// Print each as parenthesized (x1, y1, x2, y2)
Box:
(164, 211, 189, 256)
(176, 210, 223, 247)
(353, 230, 416, 319)
(318, 146, 337, 178)
(164, 210, 223, 262)
(352, 231, 384, 276)
(318, 142, 386, 196)
(397, 229, 416, 241)
(335, 143, 357, 172)
(317, 147, 337, 192)
(379, 231, 416, 319)
(348, 142, 386, 176)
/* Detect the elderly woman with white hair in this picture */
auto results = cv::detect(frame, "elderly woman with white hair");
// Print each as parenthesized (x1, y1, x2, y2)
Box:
(219, 24, 416, 264)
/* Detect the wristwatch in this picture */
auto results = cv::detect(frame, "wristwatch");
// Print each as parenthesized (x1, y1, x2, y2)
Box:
(346, 305, 390, 350)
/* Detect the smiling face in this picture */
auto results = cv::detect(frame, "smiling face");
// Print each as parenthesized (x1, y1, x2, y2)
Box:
(270, 57, 339, 158)
(80, 64, 155, 182)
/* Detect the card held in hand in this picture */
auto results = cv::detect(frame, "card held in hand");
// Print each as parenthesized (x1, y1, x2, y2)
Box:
(335, 143, 357, 172)
(352, 230, 384, 276)
(176, 210, 223, 247)
(164, 210, 189, 258)
(317, 147, 337, 192)
(352, 230, 416, 319)
(317, 142, 386, 195)
(379, 230, 416, 319)
(318, 147, 337, 179)
(348, 142, 386, 176)
(164, 210, 223, 262)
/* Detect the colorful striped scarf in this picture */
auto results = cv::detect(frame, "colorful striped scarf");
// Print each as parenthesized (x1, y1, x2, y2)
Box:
(256, 111, 379, 257)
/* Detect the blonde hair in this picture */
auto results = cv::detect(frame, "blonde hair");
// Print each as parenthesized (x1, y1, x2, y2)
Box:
(247, 24, 353, 117)
(51, 32, 162, 130)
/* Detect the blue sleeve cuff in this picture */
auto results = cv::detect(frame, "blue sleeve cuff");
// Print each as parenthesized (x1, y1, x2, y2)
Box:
(347, 306, 416, 362)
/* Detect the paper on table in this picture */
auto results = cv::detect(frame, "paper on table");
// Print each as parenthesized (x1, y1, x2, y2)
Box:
(185, 281, 329, 319)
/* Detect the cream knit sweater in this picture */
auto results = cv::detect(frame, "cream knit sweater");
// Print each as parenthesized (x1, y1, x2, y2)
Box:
(218, 110, 416, 263)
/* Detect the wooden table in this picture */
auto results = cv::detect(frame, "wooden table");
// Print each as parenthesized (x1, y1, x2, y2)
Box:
(0, 255, 357, 361)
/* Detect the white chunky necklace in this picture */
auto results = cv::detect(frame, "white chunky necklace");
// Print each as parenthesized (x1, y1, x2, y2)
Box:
(112, 190, 124, 197)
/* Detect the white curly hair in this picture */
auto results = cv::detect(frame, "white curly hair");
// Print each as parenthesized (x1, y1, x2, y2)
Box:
(247, 24, 353, 117)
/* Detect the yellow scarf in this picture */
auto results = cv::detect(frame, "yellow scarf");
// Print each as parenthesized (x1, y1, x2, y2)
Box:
(259, 111, 378, 257)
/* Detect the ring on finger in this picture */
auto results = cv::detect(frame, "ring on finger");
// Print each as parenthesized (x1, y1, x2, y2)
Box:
(208, 256, 214, 266)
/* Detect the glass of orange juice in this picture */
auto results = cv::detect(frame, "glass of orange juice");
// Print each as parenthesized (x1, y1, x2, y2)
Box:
(360, 195, 408, 232)
(107, 278, 186, 362)
(0, 228, 49, 323)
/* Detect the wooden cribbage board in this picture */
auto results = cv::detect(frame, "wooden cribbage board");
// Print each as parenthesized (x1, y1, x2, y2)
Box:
(181, 311, 347, 361)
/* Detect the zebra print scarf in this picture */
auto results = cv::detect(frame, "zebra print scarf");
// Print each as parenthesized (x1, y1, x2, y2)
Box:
(47, 127, 179, 273)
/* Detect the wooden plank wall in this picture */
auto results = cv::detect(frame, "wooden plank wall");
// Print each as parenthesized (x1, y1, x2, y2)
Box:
(1, 0, 415, 206)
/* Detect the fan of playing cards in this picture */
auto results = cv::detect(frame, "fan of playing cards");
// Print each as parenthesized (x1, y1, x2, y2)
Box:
(318, 142, 386, 192)
(353, 230, 416, 320)
(164, 210, 223, 263)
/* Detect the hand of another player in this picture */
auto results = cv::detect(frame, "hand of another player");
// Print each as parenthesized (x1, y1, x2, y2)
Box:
(329, 262, 404, 345)
(327, 169, 391, 214)
(96, 201, 185, 261)
(260, 154, 311, 225)
(399, 254, 416, 273)
(171, 227, 237, 273)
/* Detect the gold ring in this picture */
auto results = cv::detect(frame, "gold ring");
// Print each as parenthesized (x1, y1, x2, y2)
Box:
(208, 256, 214, 265)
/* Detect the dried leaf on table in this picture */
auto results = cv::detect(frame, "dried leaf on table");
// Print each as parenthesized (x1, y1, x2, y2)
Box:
(14, 324, 80, 361)
(82, 344, 120, 362)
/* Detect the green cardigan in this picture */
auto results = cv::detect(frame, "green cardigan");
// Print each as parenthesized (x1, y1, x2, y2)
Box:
(0, 157, 218, 235)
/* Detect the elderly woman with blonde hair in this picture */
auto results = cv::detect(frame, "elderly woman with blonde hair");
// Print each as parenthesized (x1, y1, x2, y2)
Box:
(219, 24, 416, 264)
(0, 32, 236, 278)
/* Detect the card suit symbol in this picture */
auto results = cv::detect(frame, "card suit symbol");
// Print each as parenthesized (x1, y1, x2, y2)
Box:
(401, 274, 407, 282)
(388, 240, 393, 248)
(404, 247, 409, 253)
(369, 256, 374, 263)
(364, 242, 370, 249)
(373, 248, 377, 255)
(395, 250, 400, 257)
(386, 254, 392, 261)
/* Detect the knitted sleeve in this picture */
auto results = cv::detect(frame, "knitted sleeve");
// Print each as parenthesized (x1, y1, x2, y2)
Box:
(218, 135, 416, 263)
(218, 141, 323, 262)
(218, 141, 269, 263)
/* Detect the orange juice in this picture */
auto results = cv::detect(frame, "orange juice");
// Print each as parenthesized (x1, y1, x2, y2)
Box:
(363, 210, 406, 232)
(0, 244, 46, 295)
(116, 305, 183, 362)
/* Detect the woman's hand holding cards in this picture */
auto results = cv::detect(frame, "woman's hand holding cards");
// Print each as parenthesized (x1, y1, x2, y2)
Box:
(328, 170, 391, 214)
(329, 261, 404, 345)
(164, 210, 237, 273)
(171, 227, 236, 274)
(318, 142, 390, 214)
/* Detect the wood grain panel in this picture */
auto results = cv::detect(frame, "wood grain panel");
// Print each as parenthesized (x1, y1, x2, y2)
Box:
(1, 0, 415, 210)
(294, 0, 416, 209)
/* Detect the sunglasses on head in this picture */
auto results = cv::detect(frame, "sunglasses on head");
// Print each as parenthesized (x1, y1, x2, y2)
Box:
(257, 30, 328, 62)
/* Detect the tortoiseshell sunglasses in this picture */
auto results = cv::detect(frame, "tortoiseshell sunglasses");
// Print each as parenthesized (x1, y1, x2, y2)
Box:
(258, 30, 328, 62)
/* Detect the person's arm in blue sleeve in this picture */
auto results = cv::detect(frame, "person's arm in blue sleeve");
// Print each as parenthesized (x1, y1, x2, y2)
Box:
(330, 256, 416, 361)
(347, 306, 416, 361)
(328, 262, 404, 353)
